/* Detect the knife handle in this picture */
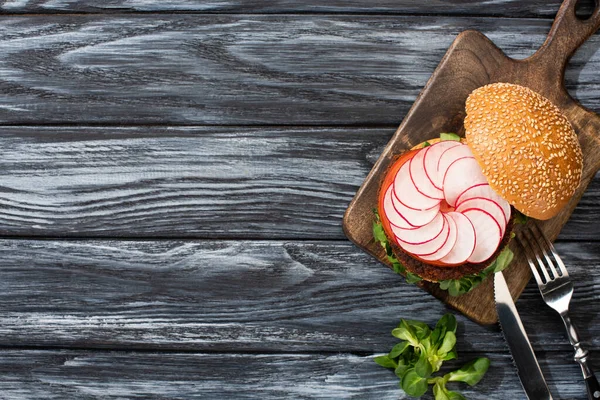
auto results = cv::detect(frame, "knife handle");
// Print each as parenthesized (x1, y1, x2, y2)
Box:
(585, 374, 600, 400)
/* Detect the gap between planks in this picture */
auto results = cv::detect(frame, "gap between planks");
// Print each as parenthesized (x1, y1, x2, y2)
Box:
(0, 344, 520, 356)
(0, 236, 593, 243)
(0, 12, 561, 19)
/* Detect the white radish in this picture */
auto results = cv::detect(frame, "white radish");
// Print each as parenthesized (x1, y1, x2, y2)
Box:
(419, 213, 458, 261)
(382, 185, 415, 229)
(396, 215, 450, 256)
(391, 185, 440, 227)
(442, 157, 488, 207)
(423, 141, 462, 189)
(439, 212, 476, 265)
(463, 209, 502, 264)
(409, 149, 444, 200)
(393, 160, 441, 210)
(391, 212, 444, 245)
(437, 144, 475, 185)
(456, 197, 507, 235)
(382, 139, 513, 266)
(456, 183, 511, 222)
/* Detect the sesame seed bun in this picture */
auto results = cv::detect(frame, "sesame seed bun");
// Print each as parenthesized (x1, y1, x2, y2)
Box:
(465, 83, 583, 220)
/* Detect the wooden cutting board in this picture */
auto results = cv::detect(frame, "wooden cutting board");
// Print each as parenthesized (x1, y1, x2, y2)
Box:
(343, 0, 600, 325)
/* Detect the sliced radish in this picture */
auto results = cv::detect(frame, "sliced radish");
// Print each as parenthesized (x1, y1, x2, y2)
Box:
(391, 212, 444, 245)
(419, 213, 458, 261)
(439, 212, 476, 265)
(393, 161, 441, 210)
(396, 215, 450, 256)
(409, 149, 444, 200)
(442, 157, 488, 207)
(456, 197, 507, 235)
(391, 187, 440, 227)
(424, 141, 462, 189)
(437, 144, 475, 185)
(463, 209, 502, 264)
(382, 185, 415, 229)
(456, 183, 511, 222)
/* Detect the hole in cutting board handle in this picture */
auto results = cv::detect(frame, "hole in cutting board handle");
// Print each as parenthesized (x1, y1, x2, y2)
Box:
(576, 0, 598, 20)
(532, 0, 600, 73)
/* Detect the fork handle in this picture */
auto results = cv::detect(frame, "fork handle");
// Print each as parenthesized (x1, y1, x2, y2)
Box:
(560, 313, 600, 399)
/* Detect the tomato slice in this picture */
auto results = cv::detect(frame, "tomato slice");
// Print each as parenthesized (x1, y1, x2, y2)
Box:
(378, 150, 417, 244)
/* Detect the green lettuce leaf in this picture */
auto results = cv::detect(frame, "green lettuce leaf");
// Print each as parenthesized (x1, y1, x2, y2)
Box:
(440, 132, 461, 141)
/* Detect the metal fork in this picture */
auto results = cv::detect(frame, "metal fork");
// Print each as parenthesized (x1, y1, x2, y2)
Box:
(519, 223, 600, 400)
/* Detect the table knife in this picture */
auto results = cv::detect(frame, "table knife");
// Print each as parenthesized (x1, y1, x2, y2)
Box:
(494, 271, 553, 400)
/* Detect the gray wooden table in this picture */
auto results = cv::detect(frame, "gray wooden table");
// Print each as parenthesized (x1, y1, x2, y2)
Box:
(0, 1, 599, 399)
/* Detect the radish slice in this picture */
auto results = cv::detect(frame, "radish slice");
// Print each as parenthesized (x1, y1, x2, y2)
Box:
(396, 215, 450, 256)
(439, 212, 476, 265)
(463, 209, 502, 264)
(456, 183, 511, 222)
(391, 187, 440, 227)
(391, 212, 444, 245)
(419, 213, 458, 261)
(442, 157, 488, 207)
(437, 144, 475, 185)
(424, 141, 462, 189)
(382, 185, 415, 229)
(409, 149, 444, 200)
(456, 197, 507, 235)
(393, 161, 441, 210)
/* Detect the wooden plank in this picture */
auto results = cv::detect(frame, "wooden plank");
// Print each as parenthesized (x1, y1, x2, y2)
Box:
(0, 349, 588, 399)
(0, 238, 596, 352)
(0, 15, 597, 125)
(0, 0, 586, 18)
(0, 126, 596, 240)
(0, 126, 387, 238)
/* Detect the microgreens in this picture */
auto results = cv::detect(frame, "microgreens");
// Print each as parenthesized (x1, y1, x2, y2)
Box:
(513, 210, 529, 225)
(375, 314, 490, 399)
(438, 246, 513, 296)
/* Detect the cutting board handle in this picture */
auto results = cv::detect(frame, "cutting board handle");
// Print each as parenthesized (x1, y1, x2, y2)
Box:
(533, 0, 600, 76)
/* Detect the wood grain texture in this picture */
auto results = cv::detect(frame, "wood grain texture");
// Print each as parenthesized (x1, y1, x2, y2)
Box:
(0, 126, 385, 238)
(0, 126, 597, 240)
(0, 238, 597, 353)
(0, 15, 597, 125)
(0, 4, 594, 400)
(0, 0, 590, 18)
(0, 349, 591, 399)
(344, 2, 600, 324)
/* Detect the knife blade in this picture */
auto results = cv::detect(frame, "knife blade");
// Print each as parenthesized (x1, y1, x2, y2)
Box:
(494, 271, 553, 400)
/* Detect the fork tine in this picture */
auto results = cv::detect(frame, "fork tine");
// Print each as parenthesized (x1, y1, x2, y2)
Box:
(528, 224, 561, 279)
(521, 227, 552, 283)
(518, 230, 547, 286)
(532, 223, 569, 278)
